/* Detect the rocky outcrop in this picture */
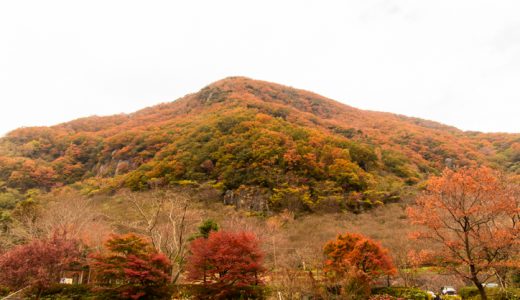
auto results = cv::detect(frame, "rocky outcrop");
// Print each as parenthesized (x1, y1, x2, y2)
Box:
(223, 186, 271, 212)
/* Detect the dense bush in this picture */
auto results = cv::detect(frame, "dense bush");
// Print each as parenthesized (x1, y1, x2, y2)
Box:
(459, 286, 520, 300)
(37, 283, 94, 299)
(372, 287, 429, 300)
(442, 296, 462, 300)
(0, 190, 23, 209)
(369, 295, 399, 300)
(459, 286, 482, 299)
(513, 271, 520, 287)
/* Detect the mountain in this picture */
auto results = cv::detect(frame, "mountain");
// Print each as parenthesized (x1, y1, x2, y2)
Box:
(0, 77, 519, 212)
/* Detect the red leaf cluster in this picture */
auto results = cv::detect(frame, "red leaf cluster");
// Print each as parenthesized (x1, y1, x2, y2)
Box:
(90, 233, 171, 300)
(186, 230, 266, 299)
(0, 233, 82, 292)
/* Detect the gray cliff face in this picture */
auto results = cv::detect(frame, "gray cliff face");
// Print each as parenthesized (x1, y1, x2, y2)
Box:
(223, 186, 270, 212)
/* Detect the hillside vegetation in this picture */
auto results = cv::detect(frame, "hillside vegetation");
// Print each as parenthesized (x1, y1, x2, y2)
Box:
(0, 77, 519, 212)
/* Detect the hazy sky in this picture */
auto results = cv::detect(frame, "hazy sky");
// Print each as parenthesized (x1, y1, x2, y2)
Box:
(1, 1, 519, 136)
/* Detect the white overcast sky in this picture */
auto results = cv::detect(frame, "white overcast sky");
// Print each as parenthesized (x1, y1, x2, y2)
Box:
(1, 1, 519, 136)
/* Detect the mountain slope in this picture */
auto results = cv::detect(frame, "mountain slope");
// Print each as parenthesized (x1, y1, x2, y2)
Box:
(0, 77, 519, 211)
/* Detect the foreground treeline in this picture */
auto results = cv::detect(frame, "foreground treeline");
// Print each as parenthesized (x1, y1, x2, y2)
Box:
(0, 225, 399, 299)
(0, 166, 519, 299)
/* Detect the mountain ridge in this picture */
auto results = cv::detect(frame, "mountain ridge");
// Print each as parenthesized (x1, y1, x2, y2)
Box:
(24, 76, 501, 138)
(48, 77, 461, 134)
(0, 77, 518, 212)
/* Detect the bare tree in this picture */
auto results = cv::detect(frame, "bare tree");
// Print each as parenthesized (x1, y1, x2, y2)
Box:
(3, 189, 110, 253)
(125, 189, 199, 283)
(40, 193, 98, 237)
(8, 198, 42, 242)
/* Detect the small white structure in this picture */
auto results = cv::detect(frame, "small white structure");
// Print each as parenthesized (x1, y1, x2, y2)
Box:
(60, 278, 73, 284)
(441, 286, 457, 295)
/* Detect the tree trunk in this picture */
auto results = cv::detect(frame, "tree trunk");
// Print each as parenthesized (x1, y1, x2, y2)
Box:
(474, 281, 487, 300)
(469, 263, 487, 300)
(36, 287, 42, 300)
(171, 266, 182, 284)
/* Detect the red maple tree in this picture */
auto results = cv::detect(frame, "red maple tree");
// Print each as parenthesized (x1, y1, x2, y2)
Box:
(90, 233, 171, 300)
(186, 230, 266, 299)
(0, 233, 82, 296)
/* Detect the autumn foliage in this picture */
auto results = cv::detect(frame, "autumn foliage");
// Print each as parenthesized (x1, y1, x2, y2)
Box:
(1, 77, 519, 214)
(0, 233, 82, 294)
(407, 167, 520, 300)
(186, 230, 266, 299)
(90, 233, 172, 300)
(323, 232, 396, 280)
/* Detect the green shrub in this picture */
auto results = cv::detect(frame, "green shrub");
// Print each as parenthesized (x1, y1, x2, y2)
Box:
(180, 283, 267, 300)
(512, 271, 520, 288)
(441, 295, 462, 300)
(372, 287, 429, 300)
(459, 286, 480, 299)
(370, 295, 398, 300)
(0, 190, 23, 209)
(0, 286, 10, 297)
(36, 284, 94, 299)
(498, 288, 520, 300)
(487, 288, 520, 300)
(458, 286, 520, 300)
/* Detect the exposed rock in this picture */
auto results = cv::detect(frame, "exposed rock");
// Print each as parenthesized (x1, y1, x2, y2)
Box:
(223, 185, 270, 212)
(115, 160, 130, 175)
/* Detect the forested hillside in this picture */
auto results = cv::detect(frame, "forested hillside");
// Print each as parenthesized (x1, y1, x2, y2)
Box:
(0, 77, 519, 212)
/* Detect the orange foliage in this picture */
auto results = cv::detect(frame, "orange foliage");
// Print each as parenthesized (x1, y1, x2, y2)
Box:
(407, 167, 520, 297)
(0, 77, 518, 202)
(323, 232, 396, 281)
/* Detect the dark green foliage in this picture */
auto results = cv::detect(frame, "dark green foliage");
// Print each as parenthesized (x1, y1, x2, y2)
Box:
(0, 286, 10, 297)
(38, 283, 95, 300)
(197, 219, 219, 239)
(513, 270, 520, 287)
(178, 284, 266, 300)
(331, 126, 362, 139)
(189, 219, 220, 241)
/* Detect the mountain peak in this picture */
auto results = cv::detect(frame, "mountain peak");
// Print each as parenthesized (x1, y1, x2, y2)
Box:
(0, 77, 518, 201)
(189, 77, 353, 120)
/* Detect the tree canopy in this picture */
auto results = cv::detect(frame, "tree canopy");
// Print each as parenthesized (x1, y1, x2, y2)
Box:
(0, 233, 82, 294)
(90, 233, 172, 300)
(407, 167, 520, 300)
(323, 232, 396, 281)
(186, 230, 266, 299)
